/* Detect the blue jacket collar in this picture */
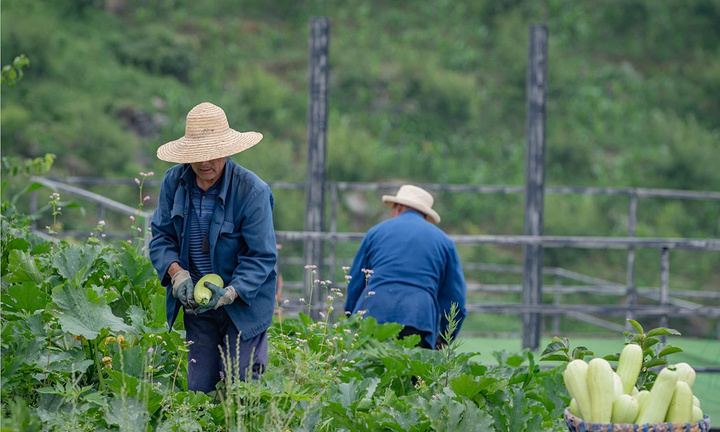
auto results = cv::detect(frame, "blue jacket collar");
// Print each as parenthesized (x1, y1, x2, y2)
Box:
(401, 209, 425, 219)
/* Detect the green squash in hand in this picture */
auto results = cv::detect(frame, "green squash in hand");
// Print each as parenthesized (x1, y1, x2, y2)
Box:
(195, 273, 223, 306)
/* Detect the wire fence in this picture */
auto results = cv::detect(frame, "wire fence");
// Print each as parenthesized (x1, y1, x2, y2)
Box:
(28, 176, 720, 341)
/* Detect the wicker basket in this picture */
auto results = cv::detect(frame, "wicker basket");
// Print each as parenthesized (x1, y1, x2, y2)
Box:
(564, 408, 711, 432)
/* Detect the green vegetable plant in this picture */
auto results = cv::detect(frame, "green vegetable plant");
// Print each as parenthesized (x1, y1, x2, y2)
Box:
(542, 319, 683, 391)
(604, 319, 683, 391)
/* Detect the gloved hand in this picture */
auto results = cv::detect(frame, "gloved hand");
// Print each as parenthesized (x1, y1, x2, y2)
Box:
(193, 281, 237, 315)
(171, 270, 198, 309)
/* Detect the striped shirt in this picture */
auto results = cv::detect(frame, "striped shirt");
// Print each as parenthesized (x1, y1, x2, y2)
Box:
(188, 178, 221, 284)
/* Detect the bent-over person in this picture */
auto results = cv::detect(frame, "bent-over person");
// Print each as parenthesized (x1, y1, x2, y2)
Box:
(344, 185, 467, 349)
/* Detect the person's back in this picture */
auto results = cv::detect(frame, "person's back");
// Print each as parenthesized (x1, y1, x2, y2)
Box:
(344, 185, 466, 349)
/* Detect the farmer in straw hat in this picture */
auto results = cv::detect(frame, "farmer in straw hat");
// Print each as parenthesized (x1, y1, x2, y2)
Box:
(149, 102, 277, 392)
(344, 185, 467, 349)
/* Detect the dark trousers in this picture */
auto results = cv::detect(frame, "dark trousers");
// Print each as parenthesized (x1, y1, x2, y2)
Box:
(184, 307, 268, 393)
(398, 326, 432, 349)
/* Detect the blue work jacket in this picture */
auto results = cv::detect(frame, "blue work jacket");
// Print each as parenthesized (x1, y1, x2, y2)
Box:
(344, 210, 467, 347)
(149, 158, 277, 340)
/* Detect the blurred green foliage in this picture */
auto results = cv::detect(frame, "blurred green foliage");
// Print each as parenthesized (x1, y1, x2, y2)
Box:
(2, 0, 719, 335)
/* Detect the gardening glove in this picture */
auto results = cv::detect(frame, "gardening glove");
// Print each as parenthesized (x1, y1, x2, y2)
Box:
(193, 282, 237, 315)
(171, 270, 198, 309)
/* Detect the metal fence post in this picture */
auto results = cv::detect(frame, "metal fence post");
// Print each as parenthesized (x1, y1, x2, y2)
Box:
(659, 247, 670, 342)
(522, 24, 548, 351)
(626, 191, 638, 329)
(553, 272, 562, 334)
(303, 17, 330, 319)
(329, 181, 338, 286)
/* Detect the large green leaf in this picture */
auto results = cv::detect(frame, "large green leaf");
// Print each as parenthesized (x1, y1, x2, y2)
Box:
(6, 250, 44, 284)
(451, 374, 499, 399)
(112, 344, 146, 379)
(115, 241, 157, 287)
(51, 243, 102, 285)
(4, 236, 31, 253)
(337, 379, 361, 409)
(104, 371, 164, 415)
(2, 282, 48, 313)
(104, 396, 149, 432)
(52, 283, 132, 339)
(373, 321, 404, 341)
(506, 387, 534, 432)
(148, 292, 167, 327)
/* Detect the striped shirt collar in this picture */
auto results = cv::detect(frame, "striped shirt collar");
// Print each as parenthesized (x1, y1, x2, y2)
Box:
(179, 157, 235, 204)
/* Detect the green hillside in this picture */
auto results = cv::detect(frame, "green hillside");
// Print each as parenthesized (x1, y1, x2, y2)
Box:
(3, 0, 719, 334)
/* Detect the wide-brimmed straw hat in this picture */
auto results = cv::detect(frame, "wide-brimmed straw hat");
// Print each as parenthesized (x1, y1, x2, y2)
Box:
(157, 102, 263, 163)
(382, 185, 441, 224)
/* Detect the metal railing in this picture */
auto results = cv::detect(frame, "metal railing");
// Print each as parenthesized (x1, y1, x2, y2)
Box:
(27, 176, 720, 339)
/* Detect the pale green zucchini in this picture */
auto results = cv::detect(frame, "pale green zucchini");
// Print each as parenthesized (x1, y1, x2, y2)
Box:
(635, 367, 678, 424)
(612, 394, 639, 424)
(587, 358, 614, 423)
(665, 380, 693, 423)
(675, 362, 696, 388)
(616, 344, 643, 394)
(564, 360, 592, 421)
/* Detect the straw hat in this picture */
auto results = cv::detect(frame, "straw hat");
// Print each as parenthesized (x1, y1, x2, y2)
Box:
(157, 102, 263, 163)
(382, 185, 441, 224)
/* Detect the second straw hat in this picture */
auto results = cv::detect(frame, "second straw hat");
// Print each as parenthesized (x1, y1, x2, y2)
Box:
(382, 185, 441, 224)
(157, 102, 263, 164)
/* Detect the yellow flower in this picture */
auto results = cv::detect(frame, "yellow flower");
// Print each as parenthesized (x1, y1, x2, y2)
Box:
(105, 336, 117, 344)
(102, 356, 113, 369)
(117, 335, 126, 343)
